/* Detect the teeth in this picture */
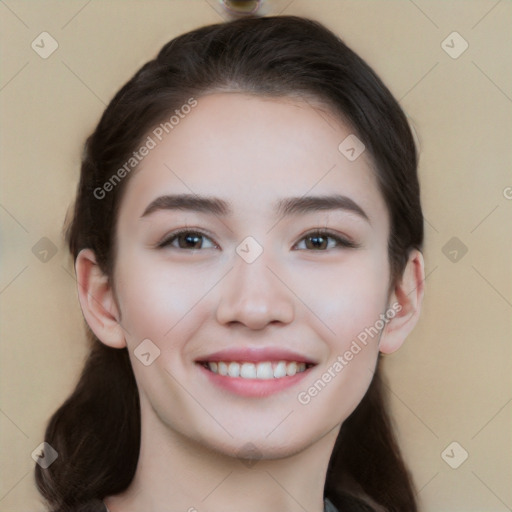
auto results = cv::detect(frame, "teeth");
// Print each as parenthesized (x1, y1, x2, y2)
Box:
(256, 362, 273, 379)
(240, 362, 256, 378)
(287, 361, 297, 376)
(273, 361, 287, 378)
(228, 362, 240, 377)
(206, 360, 309, 379)
(218, 361, 228, 376)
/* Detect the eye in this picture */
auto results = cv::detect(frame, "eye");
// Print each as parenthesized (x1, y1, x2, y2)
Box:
(157, 229, 217, 250)
(294, 230, 357, 251)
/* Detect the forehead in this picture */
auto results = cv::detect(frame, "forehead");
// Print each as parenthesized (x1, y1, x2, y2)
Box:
(117, 92, 388, 228)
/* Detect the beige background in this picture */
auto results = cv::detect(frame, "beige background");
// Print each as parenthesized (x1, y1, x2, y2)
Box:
(1, 1, 511, 510)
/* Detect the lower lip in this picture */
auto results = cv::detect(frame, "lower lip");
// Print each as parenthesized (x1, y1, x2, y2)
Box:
(196, 363, 313, 397)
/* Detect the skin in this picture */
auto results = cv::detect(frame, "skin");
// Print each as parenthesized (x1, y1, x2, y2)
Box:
(76, 93, 424, 512)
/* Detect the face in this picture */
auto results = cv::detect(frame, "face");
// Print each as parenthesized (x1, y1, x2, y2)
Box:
(112, 92, 392, 458)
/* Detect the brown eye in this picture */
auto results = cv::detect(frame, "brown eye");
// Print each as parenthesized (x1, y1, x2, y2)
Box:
(295, 230, 357, 251)
(158, 230, 216, 250)
(305, 234, 329, 250)
(175, 232, 203, 249)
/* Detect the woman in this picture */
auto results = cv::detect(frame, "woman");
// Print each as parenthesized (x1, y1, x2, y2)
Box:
(35, 15, 425, 512)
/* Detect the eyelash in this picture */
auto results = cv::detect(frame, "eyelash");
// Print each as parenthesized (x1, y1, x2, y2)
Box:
(156, 228, 359, 251)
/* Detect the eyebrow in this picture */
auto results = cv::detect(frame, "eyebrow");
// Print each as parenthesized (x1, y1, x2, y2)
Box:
(140, 193, 370, 223)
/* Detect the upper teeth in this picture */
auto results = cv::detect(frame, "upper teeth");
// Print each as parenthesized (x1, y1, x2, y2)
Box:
(206, 361, 308, 379)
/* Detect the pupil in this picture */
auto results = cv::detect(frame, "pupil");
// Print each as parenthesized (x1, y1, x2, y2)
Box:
(309, 235, 326, 250)
(183, 233, 201, 248)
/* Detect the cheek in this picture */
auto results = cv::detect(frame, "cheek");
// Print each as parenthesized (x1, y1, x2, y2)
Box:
(295, 276, 385, 425)
(290, 254, 388, 414)
(114, 256, 199, 344)
(115, 245, 389, 350)
(289, 252, 390, 345)
(113, 253, 227, 365)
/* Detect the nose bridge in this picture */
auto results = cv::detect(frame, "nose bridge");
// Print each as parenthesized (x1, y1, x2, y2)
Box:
(215, 245, 295, 329)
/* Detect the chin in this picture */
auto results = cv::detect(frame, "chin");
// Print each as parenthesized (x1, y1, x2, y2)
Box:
(197, 427, 329, 463)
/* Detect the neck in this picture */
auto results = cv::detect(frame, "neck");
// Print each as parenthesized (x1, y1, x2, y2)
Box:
(105, 398, 340, 512)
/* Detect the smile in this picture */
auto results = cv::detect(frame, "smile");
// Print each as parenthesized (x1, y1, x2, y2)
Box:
(201, 360, 314, 379)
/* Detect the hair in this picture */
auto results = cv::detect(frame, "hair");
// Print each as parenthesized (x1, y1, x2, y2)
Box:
(35, 15, 423, 512)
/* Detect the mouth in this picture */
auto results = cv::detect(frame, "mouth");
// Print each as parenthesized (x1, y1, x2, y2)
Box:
(194, 347, 318, 397)
(197, 360, 316, 379)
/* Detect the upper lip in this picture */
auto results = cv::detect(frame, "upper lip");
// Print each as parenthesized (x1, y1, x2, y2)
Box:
(196, 347, 318, 365)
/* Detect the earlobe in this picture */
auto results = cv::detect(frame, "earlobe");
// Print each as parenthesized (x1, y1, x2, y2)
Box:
(379, 249, 425, 354)
(75, 248, 126, 349)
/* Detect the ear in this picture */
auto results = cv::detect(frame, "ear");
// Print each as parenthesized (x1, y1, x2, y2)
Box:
(379, 249, 425, 354)
(75, 248, 126, 349)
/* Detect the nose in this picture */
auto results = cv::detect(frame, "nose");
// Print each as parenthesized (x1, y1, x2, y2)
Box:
(215, 251, 295, 330)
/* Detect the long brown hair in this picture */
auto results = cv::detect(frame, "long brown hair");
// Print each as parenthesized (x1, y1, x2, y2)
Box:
(35, 15, 423, 511)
